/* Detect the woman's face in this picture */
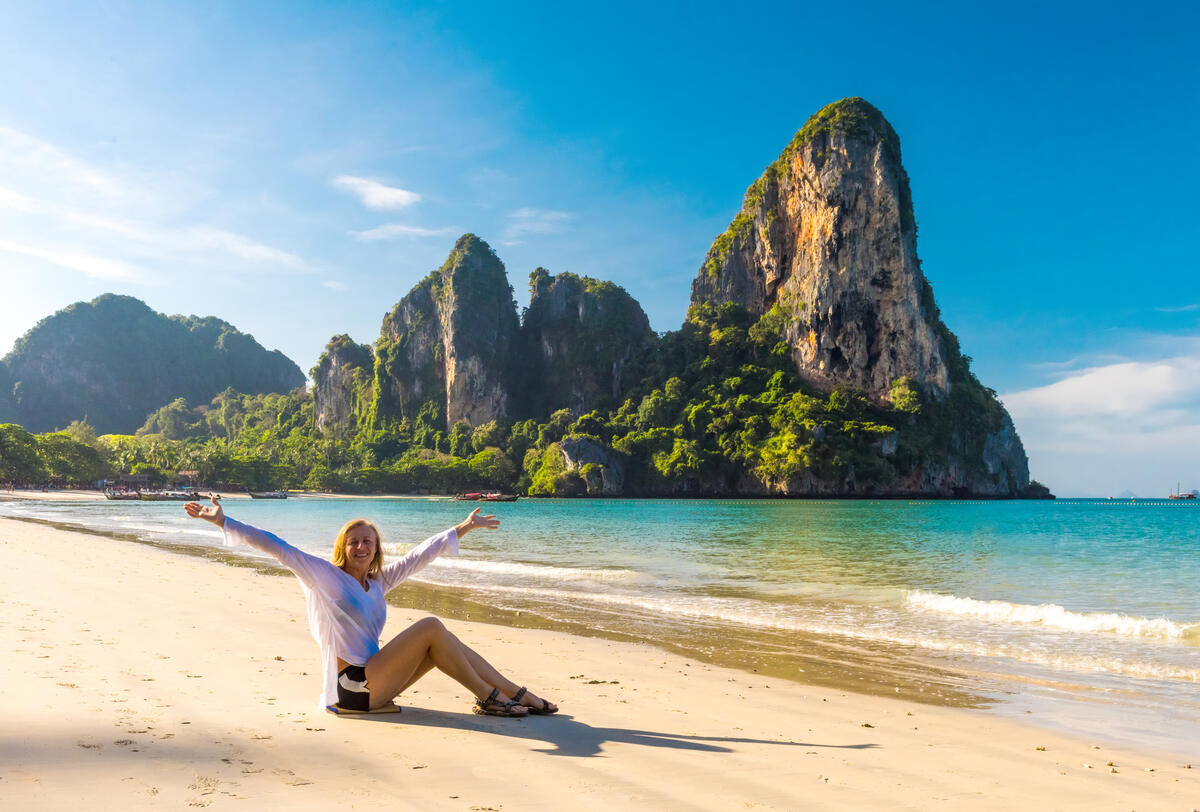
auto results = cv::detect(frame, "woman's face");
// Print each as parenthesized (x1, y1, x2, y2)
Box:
(344, 524, 378, 569)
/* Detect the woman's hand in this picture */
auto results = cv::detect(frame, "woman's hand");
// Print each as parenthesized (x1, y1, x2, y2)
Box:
(184, 494, 226, 527)
(455, 507, 499, 538)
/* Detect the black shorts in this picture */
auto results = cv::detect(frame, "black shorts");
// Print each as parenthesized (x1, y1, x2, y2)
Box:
(337, 664, 370, 711)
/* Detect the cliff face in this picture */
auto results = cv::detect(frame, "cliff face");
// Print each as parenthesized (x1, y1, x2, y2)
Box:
(690, 97, 1029, 496)
(373, 234, 518, 428)
(2, 294, 304, 434)
(311, 335, 373, 433)
(692, 97, 949, 400)
(519, 269, 657, 417)
(374, 281, 442, 425)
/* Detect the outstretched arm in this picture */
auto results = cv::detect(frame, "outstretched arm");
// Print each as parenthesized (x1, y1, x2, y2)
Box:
(183, 495, 338, 590)
(381, 508, 500, 591)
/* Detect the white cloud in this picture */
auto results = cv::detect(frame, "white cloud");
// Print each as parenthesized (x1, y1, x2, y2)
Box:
(350, 223, 456, 241)
(0, 126, 126, 199)
(1001, 356, 1200, 496)
(182, 226, 306, 268)
(0, 134, 308, 278)
(0, 237, 147, 282)
(1156, 303, 1199, 313)
(322, 280, 347, 290)
(331, 175, 420, 210)
(504, 207, 571, 239)
(1002, 358, 1200, 419)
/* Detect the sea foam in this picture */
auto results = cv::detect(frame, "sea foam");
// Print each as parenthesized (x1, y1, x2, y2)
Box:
(906, 590, 1195, 640)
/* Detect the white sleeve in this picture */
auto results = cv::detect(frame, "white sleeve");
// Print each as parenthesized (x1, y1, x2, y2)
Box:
(222, 516, 344, 592)
(380, 528, 459, 592)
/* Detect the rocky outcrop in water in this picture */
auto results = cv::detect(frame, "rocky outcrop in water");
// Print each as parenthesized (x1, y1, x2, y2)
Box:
(690, 97, 1029, 496)
(559, 435, 626, 495)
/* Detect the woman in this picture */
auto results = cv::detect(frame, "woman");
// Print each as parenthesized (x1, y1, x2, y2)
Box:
(184, 496, 557, 717)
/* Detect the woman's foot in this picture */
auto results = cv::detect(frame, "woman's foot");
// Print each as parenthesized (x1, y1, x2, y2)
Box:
(512, 686, 557, 715)
(474, 687, 528, 717)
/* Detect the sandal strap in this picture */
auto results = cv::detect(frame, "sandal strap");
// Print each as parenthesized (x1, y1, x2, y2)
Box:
(475, 687, 500, 709)
(512, 686, 527, 703)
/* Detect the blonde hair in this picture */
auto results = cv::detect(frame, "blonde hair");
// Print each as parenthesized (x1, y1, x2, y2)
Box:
(332, 518, 384, 577)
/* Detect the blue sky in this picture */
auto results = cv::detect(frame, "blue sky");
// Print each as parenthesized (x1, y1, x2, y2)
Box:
(0, 1, 1196, 496)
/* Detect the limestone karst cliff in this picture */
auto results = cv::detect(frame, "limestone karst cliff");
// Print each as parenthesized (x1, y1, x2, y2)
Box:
(690, 97, 1029, 496)
(517, 269, 657, 418)
(311, 334, 373, 434)
(19, 99, 1043, 498)
(692, 97, 948, 399)
(372, 234, 519, 428)
(1, 294, 304, 434)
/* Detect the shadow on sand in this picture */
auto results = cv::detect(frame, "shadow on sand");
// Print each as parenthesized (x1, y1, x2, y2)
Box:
(330, 707, 880, 757)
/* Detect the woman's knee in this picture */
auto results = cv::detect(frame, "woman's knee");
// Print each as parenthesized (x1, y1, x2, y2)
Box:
(412, 616, 447, 638)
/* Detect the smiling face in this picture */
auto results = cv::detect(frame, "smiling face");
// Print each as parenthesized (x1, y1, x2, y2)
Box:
(333, 518, 384, 580)
(344, 525, 378, 568)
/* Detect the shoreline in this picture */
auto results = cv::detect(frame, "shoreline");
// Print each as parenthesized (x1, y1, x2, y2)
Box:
(0, 509, 993, 712)
(1, 488, 1065, 503)
(1, 517, 1198, 808)
(4, 491, 1198, 751)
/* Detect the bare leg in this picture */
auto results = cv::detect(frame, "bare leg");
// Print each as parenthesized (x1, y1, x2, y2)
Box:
(412, 638, 556, 714)
(365, 617, 518, 709)
(396, 653, 436, 694)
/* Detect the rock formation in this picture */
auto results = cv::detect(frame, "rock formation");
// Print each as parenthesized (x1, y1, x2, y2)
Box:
(559, 435, 626, 495)
(373, 234, 519, 428)
(2, 294, 304, 434)
(519, 269, 656, 417)
(690, 97, 1029, 496)
(311, 335, 373, 433)
(692, 97, 949, 400)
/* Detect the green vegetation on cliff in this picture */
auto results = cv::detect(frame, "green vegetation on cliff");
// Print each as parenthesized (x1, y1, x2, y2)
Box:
(2, 296, 1039, 498)
(2, 294, 304, 434)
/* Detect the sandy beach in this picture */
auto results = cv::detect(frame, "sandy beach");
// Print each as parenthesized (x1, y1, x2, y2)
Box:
(1, 512, 1197, 810)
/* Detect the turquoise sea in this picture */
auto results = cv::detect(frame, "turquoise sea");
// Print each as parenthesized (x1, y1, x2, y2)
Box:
(4, 496, 1197, 755)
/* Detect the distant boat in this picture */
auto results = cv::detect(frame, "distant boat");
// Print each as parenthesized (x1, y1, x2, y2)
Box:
(455, 492, 484, 501)
(1168, 483, 1196, 500)
(248, 490, 288, 499)
(139, 489, 199, 501)
(483, 492, 519, 502)
(104, 489, 141, 501)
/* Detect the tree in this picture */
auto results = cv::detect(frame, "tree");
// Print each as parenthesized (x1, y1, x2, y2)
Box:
(448, 420, 473, 458)
(0, 423, 46, 482)
(64, 419, 99, 447)
(130, 462, 167, 487)
(470, 419, 507, 453)
(37, 432, 106, 484)
(468, 448, 517, 490)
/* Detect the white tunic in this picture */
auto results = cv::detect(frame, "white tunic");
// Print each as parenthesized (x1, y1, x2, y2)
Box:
(222, 516, 459, 707)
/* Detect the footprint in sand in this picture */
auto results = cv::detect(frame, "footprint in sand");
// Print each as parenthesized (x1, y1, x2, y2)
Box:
(271, 768, 313, 787)
(187, 775, 220, 798)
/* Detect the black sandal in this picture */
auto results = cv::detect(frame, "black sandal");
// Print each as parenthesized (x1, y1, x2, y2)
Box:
(473, 687, 528, 717)
(512, 686, 558, 715)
